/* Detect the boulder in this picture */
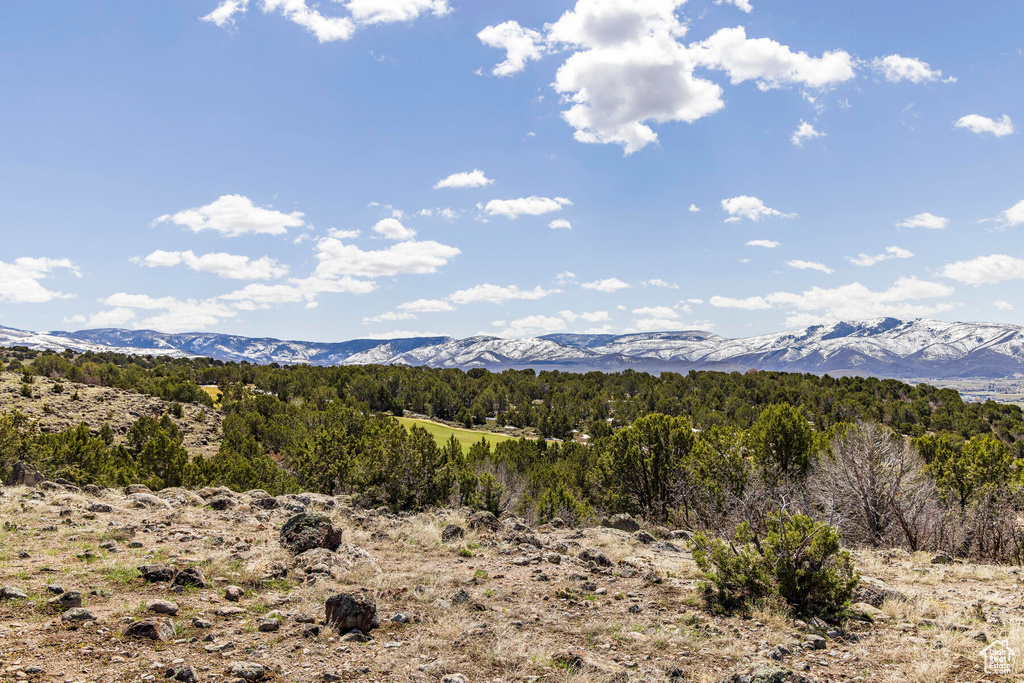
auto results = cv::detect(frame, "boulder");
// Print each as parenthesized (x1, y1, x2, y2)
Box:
(250, 496, 281, 510)
(207, 495, 236, 511)
(280, 513, 342, 554)
(87, 502, 113, 513)
(127, 493, 172, 510)
(139, 564, 175, 583)
(224, 585, 244, 602)
(46, 591, 82, 612)
(719, 666, 817, 683)
(441, 524, 466, 543)
(602, 514, 640, 533)
(123, 484, 152, 495)
(156, 488, 204, 507)
(578, 548, 612, 567)
(5, 462, 45, 487)
(172, 566, 208, 589)
(467, 511, 501, 532)
(61, 608, 95, 623)
(0, 586, 28, 600)
(325, 590, 380, 635)
(146, 599, 179, 616)
(124, 618, 175, 641)
(226, 662, 267, 682)
(853, 576, 908, 608)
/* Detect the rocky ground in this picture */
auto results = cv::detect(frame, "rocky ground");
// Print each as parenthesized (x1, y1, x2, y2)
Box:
(2, 484, 1023, 683)
(0, 373, 222, 459)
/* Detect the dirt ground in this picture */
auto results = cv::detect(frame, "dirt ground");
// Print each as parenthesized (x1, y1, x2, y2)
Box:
(2, 484, 1023, 683)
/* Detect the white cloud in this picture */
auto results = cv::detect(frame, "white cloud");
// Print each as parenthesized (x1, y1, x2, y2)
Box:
(994, 300, 1014, 311)
(549, 219, 573, 230)
(220, 276, 377, 309)
(397, 298, 454, 313)
(582, 277, 630, 293)
(85, 308, 137, 328)
(202, 0, 248, 27)
(644, 278, 679, 289)
(496, 315, 568, 337)
(871, 55, 943, 84)
(710, 276, 954, 326)
(99, 293, 238, 332)
(955, 114, 1014, 137)
(896, 212, 948, 230)
(632, 305, 677, 318)
(135, 250, 288, 280)
(362, 311, 416, 324)
(941, 254, 1024, 285)
(689, 204, 701, 213)
(434, 169, 495, 189)
(328, 228, 362, 239)
(417, 207, 460, 221)
(449, 283, 557, 305)
(0, 257, 79, 304)
(714, 0, 752, 12)
(693, 26, 856, 91)
(477, 21, 546, 76)
(223, 0, 449, 43)
(555, 271, 577, 284)
(746, 239, 779, 248)
(786, 260, 834, 274)
(790, 120, 825, 147)
(154, 194, 305, 237)
(482, 196, 573, 219)
(721, 195, 793, 222)
(313, 236, 460, 278)
(998, 200, 1024, 229)
(848, 246, 914, 267)
(560, 309, 611, 323)
(371, 217, 416, 240)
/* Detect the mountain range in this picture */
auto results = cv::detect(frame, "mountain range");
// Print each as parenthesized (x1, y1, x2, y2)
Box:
(2, 318, 1023, 379)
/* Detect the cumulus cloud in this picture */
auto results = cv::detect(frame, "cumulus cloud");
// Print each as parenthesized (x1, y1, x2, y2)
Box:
(549, 219, 573, 229)
(582, 277, 630, 293)
(434, 169, 495, 189)
(643, 278, 679, 289)
(746, 239, 779, 248)
(997, 200, 1024, 229)
(848, 246, 914, 267)
(871, 55, 943, 84)
(206, 0, 449, 43)
(0, 257, 80, 304)
(482, 196, 572, 219)
(692, 26, 856, 90)
(994, 301, 1014, 311)
(371, 218, 416, 240)
(955, 114, 1014, 137)
(555, 271, 577, 284)
(496, 315, 568, 337)
(313, 236, 460, 278)
(362, 311, 416, 324)
(154, 194, 305, 237)
(397, 298, 454, 313)
(689, 204, 701, 213)
(791, 120, 825, 147)
(477, 21, 546, 76)
(220, 276, 376, 308)
(941, 254, 1024, 285)
(786, 260, 834, 274)
(897, 212, 948, 230)
(560, 309, 611, 323)
(710, 276, 954, 326)
(721, 195, 793, 222)
(449, 283, 557, 305)
(135, 250, 288, 280)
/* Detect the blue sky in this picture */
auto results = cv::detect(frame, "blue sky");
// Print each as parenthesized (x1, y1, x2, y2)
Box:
(1, 0, 1022, 341)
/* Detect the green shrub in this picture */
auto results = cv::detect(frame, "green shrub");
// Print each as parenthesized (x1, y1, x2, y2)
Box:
(691, 511, 858, 620)
(51, 383, 64, 394)
(19, 384, 32, 398)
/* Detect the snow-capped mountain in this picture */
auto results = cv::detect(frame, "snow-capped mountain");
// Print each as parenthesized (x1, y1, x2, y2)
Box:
(3, 318, 1024, 379)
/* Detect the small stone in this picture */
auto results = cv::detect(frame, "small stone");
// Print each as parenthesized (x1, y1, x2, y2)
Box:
(224, 585, 244, 602)
(88, 502, 113, 513)
(47, 591, 82, 611)
(578, 548, 612, 567)
(227, 662, 267, 682)
(215, 606, 247, 617)
(139, 564, 175, 583)
(302, 625, 322, 638)
(124, 618, 175, 641)
(147, 600, 179, 616)
(441, 524, 466, 542)
(61, 607, 95, 622)
(326, 590, 379, 634)
(170, 666, 198, 683)
(0, 586, 29, 600)
(172, 566, 208, 589)
(442, 676, 468, 683)
(45, 585, 65, 595)
(391, 612, 410, 624)
(257, 619, 281, 632)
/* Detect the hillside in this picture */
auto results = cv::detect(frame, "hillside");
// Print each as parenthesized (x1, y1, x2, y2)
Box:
(1, 481, 1018, 683)
(4, 318, 1024, 379)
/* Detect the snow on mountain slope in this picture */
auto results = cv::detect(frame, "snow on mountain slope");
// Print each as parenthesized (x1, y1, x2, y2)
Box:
(3, 318, 1024, 378)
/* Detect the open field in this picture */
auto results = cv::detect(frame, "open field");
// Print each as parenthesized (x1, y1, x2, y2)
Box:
(2, 483, 1022, 682)
(394, 416, 519, 450)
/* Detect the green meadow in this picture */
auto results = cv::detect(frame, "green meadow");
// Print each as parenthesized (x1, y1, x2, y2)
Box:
(394, 416, 519, 450)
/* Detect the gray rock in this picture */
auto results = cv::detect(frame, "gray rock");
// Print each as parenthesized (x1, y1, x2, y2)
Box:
(441, 524, 466, 542)
(931, 552, 954, 565)
(172, 566, 208, 589)
(128, 493, 172, 509)
(227, 662, 267, 682)
(719, 666, 816, 683)
(853, 576, 908, 608)
(139, 563, 175, 583)
(61, 608, 95, 622)
(257, 619, 281, 632)
(146, 599, 179, 616)
(192, 617, 212, 629)
(280, 513, 342, 554)
(0, 586, 28, 600)
(169, 665, 198, 683)
(602, 513, 640, 533)
(633, 530, 657, 545)
(123, 618, 175, 641)
(224, 585, 244, 602)
(578, 548, 612, 567)
(47, 591, 82, 611)
(207, 495, 236, 511)
(215, 606, 247, 617)
(5, 461, 45, 487)
(466, 511, 501, 532)
(87, 502, 113, 513)
(325, 590, 379, 635)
